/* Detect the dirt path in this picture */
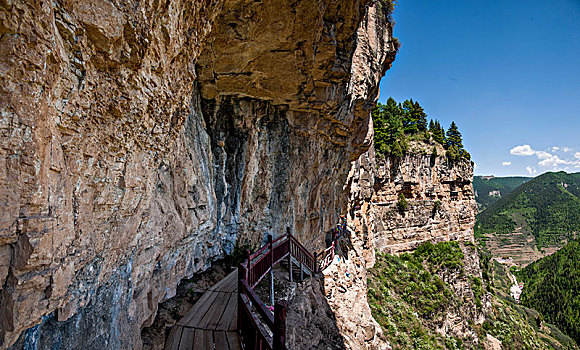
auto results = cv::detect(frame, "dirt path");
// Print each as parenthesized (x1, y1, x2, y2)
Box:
(506, 269, 522, 302)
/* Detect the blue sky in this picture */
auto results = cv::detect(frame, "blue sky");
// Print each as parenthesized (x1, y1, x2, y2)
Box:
(378, 0, 580, 177)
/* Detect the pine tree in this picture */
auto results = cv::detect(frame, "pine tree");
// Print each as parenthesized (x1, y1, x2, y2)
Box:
(432, 120, 446, 144)
(402, 99, 428, 134)
(413, 101, 428, 132)
(445, 121, 463, 149)
(429, 120, 435, 131)
(402, 99, 418, 134)
(372, 98, 405, 156)
(384, 98, 404, 145)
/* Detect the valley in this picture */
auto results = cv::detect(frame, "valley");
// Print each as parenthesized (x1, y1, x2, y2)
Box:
(475, 171, 580, 266)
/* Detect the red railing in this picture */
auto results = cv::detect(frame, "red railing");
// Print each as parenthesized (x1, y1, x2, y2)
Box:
(238, 233, 317, 350)
(317, 215, 347, 272)
(318, 241, 335, 272)
(238, 229, 341, 349)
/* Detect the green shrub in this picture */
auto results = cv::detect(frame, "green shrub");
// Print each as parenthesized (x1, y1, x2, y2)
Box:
(433, 200, 442, 211)
(367, 241, 470, 349)
(397, 193, 408, 212)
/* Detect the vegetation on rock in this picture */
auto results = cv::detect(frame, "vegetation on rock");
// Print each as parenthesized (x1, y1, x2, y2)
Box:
(368, 240, 578, 349)
(367, 242, 468, 349)
(478, 250, 579, 349)
(396, 192, 408, 212)
(372, 97, 470, 161)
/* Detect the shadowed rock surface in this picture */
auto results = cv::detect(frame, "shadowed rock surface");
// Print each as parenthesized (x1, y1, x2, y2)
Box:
(0, 0, 396, 347)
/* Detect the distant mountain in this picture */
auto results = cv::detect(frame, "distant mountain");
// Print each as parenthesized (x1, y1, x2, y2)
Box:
(474, 175, 531, 211)
(518, 238, 580, 346)
(475, 172, 580, 248)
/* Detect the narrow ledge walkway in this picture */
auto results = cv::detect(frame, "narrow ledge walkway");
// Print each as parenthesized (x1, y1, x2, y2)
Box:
(165, 269, 241, 350)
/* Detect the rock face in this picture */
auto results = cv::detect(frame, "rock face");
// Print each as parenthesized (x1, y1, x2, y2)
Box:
(315, 143, 479, 349)
(0, 0, 396, 348)
(369, 145, 476, 254)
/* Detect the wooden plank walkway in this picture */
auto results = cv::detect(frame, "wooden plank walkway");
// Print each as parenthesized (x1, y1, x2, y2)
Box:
(165, 269, 241, 350)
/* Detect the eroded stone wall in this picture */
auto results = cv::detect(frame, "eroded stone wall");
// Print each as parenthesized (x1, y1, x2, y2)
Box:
(310, 142, 478, 349)
(369, 144, 476, 254)
(0, 0, 396, 347)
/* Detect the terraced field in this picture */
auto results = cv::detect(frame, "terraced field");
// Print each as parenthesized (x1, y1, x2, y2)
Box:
(478, 229, 563, 267)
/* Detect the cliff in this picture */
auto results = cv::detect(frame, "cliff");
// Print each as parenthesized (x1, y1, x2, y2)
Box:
(368, 142, 476, 254)
(284, 142, 482, 349)
(0, 0, 397, 347)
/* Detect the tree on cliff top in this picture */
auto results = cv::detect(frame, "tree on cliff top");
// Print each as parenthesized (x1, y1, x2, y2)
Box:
(445, 121, 471, 161)
(372, 98, 470, 161)
(373, 98, 405, 156)
(429, 120, 446, 145)
(445, 122, 463, 149)
(402, 99, 428, 134)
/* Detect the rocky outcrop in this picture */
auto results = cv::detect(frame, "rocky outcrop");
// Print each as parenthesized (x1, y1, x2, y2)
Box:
(369, 143, 476, 254)
(311, 142, 479, 349)
(0, 0, 397, 347)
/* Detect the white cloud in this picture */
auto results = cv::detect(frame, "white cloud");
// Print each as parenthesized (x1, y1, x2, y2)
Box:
(509, 144, 580, 173)
(535, 151, 552, 160)
(538, 155, 567, 168)
(510, 145, 536, 156)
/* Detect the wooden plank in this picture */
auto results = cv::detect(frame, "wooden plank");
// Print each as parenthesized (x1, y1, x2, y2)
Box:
(177, 290, 215, 326)
(210, 269, 237, 292)
(178, 327, 195, 350)
(226, 332, 242, 350)
(193, 291, 225, 329)
(165, 326, 182, 350)
(202, 330, 214, 349)
(215, 293, 237, 331)
(228, 302, 238, 331)
(192, 329, 212, 349)
(178, 269, 238, 327)
(214, 331, 230, 350)
(214, 270, 238, 292)
(181, 290, 221, 328)
(223, 273, 238, 293)
(199, 291, 229, 329)
(207, 292, 234, 329)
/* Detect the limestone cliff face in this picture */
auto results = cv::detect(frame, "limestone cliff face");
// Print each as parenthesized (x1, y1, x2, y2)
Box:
(316, 143, 480, 349)
(0, 0, 396, 347)
(369, 144, 476, 254)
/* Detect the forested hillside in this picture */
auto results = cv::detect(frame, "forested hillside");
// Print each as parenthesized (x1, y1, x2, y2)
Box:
(367, 241, 578, 349)
(473, 176, 531, 211)
(475, 172, 580, 247)
(518, 238, 580, 346)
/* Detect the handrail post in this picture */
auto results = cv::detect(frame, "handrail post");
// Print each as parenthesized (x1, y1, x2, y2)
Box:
(314, 252, 318, 274)
(268, 234, 274, 307)
(245, 249, 251, 285)
(287, 228, 293, 283)
(238, 262, 247, 332)
(287, 228, 292, 282)
(273, 300, 287, 350)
